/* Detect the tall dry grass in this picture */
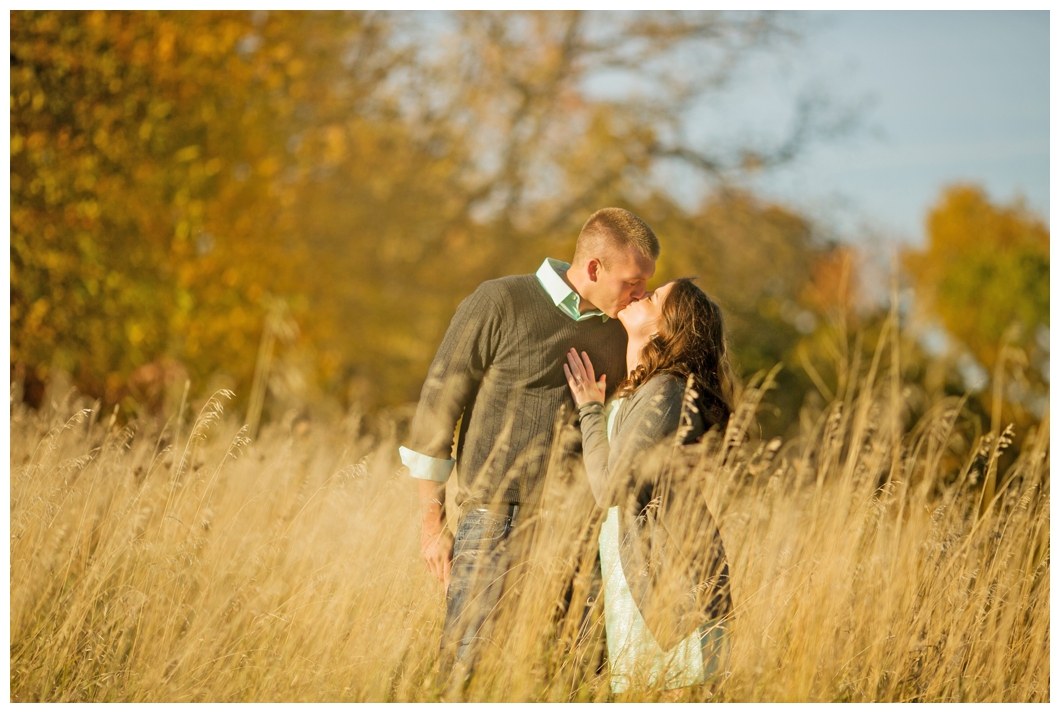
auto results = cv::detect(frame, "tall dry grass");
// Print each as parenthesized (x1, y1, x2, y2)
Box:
(10, 325, 1049, 701)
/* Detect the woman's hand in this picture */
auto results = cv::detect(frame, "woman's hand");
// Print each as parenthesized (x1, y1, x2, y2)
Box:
(563, 347, 606, 406)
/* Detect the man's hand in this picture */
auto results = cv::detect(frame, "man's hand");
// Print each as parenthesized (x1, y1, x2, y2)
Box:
(418, 479, 454, 590)
(563, 347, 607, 406)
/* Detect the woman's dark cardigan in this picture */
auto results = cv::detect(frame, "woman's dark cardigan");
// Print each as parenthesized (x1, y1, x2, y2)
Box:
(578, 373, 732, 651)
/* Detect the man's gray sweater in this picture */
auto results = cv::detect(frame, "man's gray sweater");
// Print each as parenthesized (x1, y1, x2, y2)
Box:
(407, 273, 627, 505)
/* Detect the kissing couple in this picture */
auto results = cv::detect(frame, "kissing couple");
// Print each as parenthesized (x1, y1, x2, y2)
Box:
(400, 207, 733, 697)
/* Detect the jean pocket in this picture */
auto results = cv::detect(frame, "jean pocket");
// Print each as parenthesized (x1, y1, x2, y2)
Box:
(455, 511, 510, 551)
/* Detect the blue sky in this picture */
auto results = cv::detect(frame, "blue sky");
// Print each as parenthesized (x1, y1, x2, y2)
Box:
(673, 10, 1049, 249)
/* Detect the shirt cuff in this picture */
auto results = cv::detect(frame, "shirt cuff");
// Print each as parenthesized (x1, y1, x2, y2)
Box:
(399, 446, 456, 482)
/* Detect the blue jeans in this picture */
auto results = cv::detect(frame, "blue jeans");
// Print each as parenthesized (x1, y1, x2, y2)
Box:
(437, 504, 522, 688)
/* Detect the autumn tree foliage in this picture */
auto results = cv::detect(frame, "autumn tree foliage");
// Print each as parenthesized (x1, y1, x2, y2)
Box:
(13, 10, 860, 434)
(905, 185, 1049, 372)
(902, 185, 1049, 432)
(12, 10, 446, 408)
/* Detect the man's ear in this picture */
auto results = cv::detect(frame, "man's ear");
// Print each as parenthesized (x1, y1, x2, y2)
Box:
(586, 258, 601, 282)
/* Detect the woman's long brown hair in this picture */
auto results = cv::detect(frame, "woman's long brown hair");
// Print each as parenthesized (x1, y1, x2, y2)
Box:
(616, 277, 735, 429)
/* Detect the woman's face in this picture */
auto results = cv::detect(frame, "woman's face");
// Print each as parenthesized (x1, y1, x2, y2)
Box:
(617, 281, 673, 340)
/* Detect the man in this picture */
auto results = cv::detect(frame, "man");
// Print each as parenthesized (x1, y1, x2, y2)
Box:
(399, 207, 659, 688)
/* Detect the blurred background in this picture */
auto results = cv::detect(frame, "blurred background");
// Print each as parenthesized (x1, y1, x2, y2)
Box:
(9, 10, 1049, 443)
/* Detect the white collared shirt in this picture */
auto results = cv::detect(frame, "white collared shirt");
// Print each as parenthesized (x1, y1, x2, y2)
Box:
(534, 258, 608, 322)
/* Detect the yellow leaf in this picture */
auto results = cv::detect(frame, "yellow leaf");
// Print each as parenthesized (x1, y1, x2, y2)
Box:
(257, 156, 280, 177)
(174, 145, 201, 162)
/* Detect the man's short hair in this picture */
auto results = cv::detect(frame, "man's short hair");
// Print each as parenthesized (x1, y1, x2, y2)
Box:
(573, 207, 660, 268)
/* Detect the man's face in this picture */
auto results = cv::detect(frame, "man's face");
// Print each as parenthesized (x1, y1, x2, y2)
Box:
(590, 248, 656, 318)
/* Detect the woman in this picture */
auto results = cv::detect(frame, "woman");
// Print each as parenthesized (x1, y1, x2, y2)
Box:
(563, 277, 734, 695)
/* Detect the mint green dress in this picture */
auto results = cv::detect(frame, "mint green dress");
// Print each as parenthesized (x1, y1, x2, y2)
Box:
(596, 397, 727, 694)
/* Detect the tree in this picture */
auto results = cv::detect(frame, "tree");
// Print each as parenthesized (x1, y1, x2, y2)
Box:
(12, 10, 855, 422)
(903, 184, 1049, 431)
(11, 10, 451, 409)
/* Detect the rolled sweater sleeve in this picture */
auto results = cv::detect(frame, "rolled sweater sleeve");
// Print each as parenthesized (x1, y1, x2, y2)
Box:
(404, 284, 502, 475)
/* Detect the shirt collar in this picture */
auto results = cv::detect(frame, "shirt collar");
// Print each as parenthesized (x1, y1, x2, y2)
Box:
(535, 258, 608, 322)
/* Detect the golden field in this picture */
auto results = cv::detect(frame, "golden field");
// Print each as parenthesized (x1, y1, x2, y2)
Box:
(9, 11, 1049, 703)
(10, 331, 1049, 702)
